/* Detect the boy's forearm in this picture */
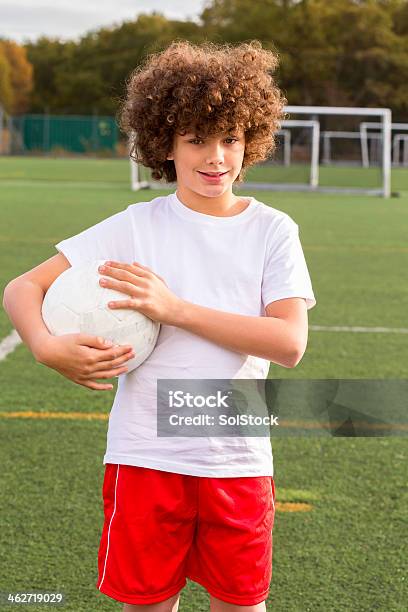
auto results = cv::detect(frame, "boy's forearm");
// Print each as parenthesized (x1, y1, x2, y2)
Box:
(2, 281, 301, 368)
(174, 301, 301, 368)
(2, 280, 51, 361)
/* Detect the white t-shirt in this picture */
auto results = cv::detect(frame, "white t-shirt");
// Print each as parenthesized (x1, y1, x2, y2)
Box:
(55, 191, 316, 477)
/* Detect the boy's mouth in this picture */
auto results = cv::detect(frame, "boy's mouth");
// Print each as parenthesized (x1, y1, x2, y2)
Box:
(198, 171, 229, 177)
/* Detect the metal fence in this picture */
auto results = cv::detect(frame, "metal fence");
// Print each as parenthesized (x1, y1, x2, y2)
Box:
(3, 114, 118, 154)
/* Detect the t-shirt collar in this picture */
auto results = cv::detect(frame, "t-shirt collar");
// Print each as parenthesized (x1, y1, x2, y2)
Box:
(169, 191, 258, 225)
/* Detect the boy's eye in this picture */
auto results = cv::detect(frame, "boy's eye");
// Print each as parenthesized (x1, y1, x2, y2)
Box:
(188, 137, 238, 145)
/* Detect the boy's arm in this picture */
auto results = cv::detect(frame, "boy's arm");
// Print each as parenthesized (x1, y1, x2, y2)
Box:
(2, 279, 54, 360)
(173, 297, 308, 368)
(97, 261, 309, 369)
(2, 253, 72, 360)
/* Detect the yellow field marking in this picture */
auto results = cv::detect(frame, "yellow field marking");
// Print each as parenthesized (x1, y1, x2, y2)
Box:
(0, 411, 108, 420)
(276, 502, 313, 512)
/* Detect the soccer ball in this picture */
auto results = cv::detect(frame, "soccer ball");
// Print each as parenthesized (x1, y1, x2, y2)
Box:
(41, 259, 160, 373)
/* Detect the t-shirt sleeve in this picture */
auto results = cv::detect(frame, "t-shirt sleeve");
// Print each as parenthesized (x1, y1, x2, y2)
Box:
(261, 216, 316, 310)
(54, 206, 135, 267)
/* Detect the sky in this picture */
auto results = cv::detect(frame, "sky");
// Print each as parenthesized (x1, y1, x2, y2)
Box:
(0, 0, 207, 43)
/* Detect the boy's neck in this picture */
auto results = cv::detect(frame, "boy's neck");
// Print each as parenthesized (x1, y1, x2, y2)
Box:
(175, 187, 249, 217)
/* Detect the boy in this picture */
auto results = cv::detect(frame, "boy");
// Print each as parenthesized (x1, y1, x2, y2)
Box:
(2, 40, 316, 611)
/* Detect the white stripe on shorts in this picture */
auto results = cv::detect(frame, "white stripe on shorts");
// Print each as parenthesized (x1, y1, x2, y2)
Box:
(270, 478, 275, 512)
(98, 464, 120, 590)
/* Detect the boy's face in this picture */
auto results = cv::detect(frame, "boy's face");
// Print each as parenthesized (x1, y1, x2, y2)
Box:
(167, 128, 245, 200)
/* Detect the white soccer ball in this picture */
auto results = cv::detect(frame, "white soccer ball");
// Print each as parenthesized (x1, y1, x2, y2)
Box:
(41, 259, 160, 373)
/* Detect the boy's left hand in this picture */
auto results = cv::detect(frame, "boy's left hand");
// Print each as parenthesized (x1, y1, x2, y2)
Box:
(98, 261, 183, 325)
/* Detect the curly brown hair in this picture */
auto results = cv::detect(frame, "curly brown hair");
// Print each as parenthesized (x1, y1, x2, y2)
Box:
(118, 39, 287, 183)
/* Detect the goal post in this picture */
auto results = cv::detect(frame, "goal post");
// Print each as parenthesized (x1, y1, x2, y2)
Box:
(276, 129, 291, 167)
(129, 154, 150, 190)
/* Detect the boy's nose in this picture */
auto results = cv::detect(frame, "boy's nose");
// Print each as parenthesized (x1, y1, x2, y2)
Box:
(205, 146, 224, 165)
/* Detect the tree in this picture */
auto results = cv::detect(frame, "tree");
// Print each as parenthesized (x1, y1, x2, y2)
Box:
(200, 0, 408, 116)
(0, 39, 33, 113)
(0, 47, 13, 111)
(25, 38, 72, 112)
(25, 13, 204, 114)
(319, 0, 408, 116)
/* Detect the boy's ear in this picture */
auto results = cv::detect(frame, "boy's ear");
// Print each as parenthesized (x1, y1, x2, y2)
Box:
(166, 152, 174, 160)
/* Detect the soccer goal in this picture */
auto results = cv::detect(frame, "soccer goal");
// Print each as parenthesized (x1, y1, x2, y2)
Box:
(359, 121, 408, 167)
(130, 105, 392, 197)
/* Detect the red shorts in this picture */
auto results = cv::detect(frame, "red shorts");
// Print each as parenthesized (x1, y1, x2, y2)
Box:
(96, 464, 276, 606)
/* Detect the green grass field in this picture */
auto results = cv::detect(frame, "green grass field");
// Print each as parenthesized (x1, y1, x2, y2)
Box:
(0, 157, 407, 611)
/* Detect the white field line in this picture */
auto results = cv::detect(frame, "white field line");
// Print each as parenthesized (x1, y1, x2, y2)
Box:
(1, 324, 407, 364)
(0, 329, 22, 360)
(310, 325, 408, 334)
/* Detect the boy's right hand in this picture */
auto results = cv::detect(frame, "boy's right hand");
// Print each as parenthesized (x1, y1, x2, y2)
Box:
(35, 333, 135, 391)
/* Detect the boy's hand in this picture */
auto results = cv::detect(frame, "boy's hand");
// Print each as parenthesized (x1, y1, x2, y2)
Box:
(36, 333, 135, 391)
(98, 261, 184, 325)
